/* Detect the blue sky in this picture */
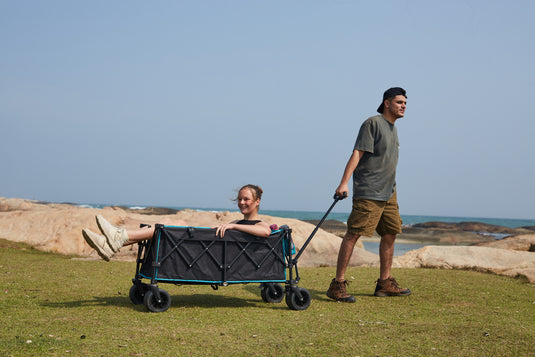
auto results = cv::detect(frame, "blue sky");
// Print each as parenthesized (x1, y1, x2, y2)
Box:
(1, 1, 534, 219)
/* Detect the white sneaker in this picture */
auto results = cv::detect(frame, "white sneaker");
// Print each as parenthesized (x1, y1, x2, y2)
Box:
(82, 228, 114, 261)
(95, 215, 129, 253)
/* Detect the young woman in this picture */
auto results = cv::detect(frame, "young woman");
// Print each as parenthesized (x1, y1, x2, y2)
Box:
(82, 184, 272, 261)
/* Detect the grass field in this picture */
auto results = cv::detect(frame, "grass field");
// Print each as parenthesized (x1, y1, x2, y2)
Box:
(1, 239, 534, 356)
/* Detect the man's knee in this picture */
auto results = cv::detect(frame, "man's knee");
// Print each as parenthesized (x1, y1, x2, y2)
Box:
(343, 232, 360, 243)
(380, 234, 397, 246)
(381, 233, 397, 241)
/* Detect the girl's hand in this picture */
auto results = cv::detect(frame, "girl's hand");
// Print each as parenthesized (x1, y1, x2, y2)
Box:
(213, 223, 235, 238)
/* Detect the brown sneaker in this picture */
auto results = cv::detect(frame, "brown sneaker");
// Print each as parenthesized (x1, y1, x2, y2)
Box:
(326, 278, 356, 303)
(374, 276, 411, 297)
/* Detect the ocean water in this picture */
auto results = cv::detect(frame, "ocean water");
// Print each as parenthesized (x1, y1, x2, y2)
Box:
(262, 210, 535, 256)
(79, 203, 535, 256)
(260, 209, 535, 229)
(261, 210, 535, 256)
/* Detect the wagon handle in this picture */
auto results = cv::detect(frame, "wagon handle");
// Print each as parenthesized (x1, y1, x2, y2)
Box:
(292, 193, 347, 263)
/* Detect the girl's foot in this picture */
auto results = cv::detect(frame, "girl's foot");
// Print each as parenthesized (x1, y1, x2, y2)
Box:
(96, 215, 129, 252)
(82, 228, 114, 261)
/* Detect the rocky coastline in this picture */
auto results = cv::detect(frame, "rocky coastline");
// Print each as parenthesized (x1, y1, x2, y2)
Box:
(306, 219, 535, 245)
(1, 197, 535, 283)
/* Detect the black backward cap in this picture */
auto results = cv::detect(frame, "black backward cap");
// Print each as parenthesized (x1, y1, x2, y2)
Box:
(377, 87, 407, 113)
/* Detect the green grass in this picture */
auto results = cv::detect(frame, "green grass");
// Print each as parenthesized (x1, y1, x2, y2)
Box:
(0, 239, 534, 356)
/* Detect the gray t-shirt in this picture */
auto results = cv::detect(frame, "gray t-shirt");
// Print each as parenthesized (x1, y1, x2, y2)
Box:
(353, 115, 399, 201)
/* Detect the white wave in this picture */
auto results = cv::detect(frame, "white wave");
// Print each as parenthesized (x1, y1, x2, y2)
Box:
(76, 204, 94, 209)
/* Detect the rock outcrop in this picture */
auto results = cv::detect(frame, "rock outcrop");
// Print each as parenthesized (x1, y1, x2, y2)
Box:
(476, 234, 535, 252)
(393, 245, 535, 283)
(0, 197, 375, 267)
(412, 221, 534, 236)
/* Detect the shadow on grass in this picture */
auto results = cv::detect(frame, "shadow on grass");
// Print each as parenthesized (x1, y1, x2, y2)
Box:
(41, 296, 143, 310)
(39, 282, 376, 311)
(40, 292, 289, 311)
(168, 293, 286, 309)
(241, 283, 374, 303)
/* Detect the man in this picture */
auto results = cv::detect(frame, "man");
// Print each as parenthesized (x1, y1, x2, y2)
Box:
(326, 87, 411, 302)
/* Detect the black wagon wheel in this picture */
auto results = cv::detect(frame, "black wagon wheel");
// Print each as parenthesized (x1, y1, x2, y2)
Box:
(285, 287, 311, 311)
(129, 283, 148, 305)
(143, 288, 171, 313)
(260, 283, 285, 303)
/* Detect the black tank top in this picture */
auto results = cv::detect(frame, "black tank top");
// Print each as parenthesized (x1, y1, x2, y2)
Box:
(235, 219, 262, 225)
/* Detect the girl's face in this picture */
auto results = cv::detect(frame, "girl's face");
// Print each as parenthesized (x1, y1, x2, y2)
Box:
(237, 188, 260, 216)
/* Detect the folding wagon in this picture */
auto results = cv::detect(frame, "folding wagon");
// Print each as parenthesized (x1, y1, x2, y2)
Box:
(129, 195, 345, 312)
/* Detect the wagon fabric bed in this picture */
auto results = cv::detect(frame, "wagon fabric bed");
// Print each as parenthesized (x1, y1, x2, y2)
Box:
(129, 224, 310, 312)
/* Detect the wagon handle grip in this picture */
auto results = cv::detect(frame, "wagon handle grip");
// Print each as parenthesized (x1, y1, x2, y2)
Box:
(333, 192, 348, 201)
(293, 194, 345, 262)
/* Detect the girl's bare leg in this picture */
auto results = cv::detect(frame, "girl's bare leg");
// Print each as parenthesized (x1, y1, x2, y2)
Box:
(122, 218, 188, 246)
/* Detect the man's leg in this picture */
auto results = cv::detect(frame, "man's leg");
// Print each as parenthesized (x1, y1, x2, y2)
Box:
(375, 233, 411, 297)
(374, 192, 411, 296)
(336, 232, 360, 281)
(326, 232, 359, 302)
(378, 233, 396, 280)
(327, 197, 380, 302)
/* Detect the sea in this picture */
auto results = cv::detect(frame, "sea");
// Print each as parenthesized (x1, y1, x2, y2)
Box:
(78, 203, 535, 257)
(261, 209, 535, 256)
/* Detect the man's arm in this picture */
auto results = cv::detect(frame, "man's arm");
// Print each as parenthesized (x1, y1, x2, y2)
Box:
(335, 150, 364, 197)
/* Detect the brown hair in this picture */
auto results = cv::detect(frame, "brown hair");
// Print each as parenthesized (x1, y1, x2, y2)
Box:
(236, 184, 263, 201)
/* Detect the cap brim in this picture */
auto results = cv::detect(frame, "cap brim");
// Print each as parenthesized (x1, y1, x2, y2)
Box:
(377, 103, 384, 113)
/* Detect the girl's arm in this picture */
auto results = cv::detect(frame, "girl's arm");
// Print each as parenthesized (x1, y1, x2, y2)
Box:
(214, 221, 272, 238)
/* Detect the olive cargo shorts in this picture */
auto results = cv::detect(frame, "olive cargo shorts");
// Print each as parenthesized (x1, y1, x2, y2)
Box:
(346, 191, 403, 237)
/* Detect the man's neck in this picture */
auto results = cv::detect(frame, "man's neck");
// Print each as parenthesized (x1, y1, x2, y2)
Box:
(382, 113, 398, 125)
